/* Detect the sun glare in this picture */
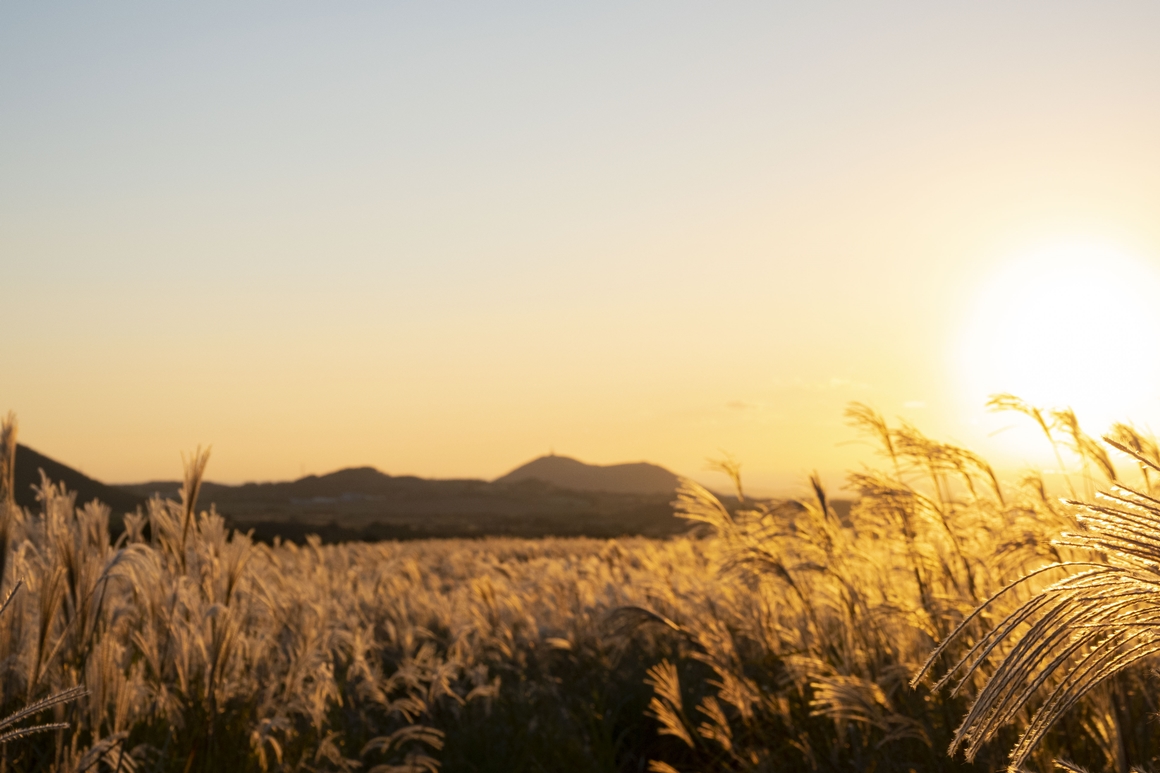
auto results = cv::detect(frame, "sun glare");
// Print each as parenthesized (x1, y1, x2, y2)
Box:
(958, 242, 1160, 432)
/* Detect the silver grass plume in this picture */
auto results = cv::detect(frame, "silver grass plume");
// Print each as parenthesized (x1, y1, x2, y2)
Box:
(913, 434, 1160, 771)
(0, 413, 14, 510)
(0, 581, 87, 747)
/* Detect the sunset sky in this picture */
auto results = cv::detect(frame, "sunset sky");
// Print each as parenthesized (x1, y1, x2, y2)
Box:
(7, 3, 1160, 493)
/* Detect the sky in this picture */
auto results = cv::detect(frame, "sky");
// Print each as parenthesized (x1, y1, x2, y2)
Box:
(6, 2, 1160, 493)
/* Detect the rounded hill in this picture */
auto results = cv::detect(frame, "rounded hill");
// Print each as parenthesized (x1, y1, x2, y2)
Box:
(494, 455, 680, 495)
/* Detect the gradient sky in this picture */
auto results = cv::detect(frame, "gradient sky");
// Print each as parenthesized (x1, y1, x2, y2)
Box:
(7, 2, 1160, 493)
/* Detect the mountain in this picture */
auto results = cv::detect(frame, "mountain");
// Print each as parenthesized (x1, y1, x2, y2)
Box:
(117, 458, 689, 542)
(7, 445, 837, 545)
(12, 444, 146, 515)
(122, 466, 425, 503)
(4, 445, 846, 545)
(493, 455, 681, 495)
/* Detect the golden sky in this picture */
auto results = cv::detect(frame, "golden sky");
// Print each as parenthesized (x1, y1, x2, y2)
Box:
(6, 4, 1160, 493)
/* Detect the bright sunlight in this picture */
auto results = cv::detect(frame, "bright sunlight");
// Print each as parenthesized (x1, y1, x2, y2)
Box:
(958, 242, 1160, 431)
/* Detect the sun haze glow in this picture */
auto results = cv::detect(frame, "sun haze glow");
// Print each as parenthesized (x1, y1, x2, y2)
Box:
(957, 242, 1160, 436)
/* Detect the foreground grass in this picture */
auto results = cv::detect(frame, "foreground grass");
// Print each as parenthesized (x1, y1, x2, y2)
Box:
(0, 404, 1157, 772)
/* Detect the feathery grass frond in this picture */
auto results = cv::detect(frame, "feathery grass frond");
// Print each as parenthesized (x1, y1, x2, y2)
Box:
(706, 452, 745, 502)
(0, 722, 70, 745)
(921, 479, 1160, 770)
(846, 402, 901, 477)
(989, 394, 1078, 498)
(1107, 423, 1160, 491)
(179, 445, 211, 555)
(0, 685, 87, 733)
(0, 413, 15, 508)
(645, 660, 695, 748)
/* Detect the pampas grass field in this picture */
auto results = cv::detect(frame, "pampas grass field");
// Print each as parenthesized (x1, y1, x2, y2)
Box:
(1, 402, 1159, 773)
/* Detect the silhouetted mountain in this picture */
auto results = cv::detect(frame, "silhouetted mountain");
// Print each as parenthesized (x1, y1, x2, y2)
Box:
(9, 447, 848, 545)
(122, 466, 426, 503)
(13, 444, 146, 515)
(118, 460, 689, 542)
(494, 455, 680, 495)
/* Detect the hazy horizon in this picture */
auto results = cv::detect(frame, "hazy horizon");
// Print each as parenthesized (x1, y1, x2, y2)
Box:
(8, 3, 1160, 495)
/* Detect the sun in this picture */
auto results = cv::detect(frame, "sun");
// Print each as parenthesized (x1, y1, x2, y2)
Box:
(957, 242, 1160, 432)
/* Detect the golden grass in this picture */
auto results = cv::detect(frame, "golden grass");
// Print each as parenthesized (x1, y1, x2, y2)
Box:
(0, 401, 1156, 772)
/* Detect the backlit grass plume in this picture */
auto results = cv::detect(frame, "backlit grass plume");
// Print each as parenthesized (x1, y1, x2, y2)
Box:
(0, 581, 86, 746)
(915, 433, 1160, 772)
(0, 412, 16, 509)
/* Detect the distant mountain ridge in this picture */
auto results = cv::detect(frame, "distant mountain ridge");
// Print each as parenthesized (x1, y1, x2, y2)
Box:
(120, 466, 434, 503)
(114, 454, 690, 541)
(10, 444, 693, 542)
(124, 454, 683, 502)
(6, 445, 848, 545)
(494, 455, 680, 495)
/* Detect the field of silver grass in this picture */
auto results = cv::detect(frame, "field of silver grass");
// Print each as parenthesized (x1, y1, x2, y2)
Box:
(0, 401, 1156, 773)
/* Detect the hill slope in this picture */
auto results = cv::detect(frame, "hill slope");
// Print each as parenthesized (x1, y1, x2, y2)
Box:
(494, 455, 680, 495)
(13, 444, 146, 514)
